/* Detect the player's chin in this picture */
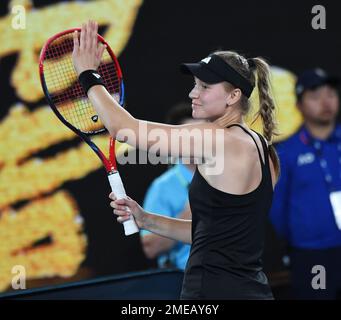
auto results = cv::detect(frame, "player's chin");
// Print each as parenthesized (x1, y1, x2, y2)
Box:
(191, 109, 205, 119)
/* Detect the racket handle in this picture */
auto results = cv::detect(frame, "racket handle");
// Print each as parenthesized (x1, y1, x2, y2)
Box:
(108, 172, 139, 236)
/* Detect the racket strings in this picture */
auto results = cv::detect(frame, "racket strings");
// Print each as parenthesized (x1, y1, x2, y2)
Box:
(42, 32, 121, 134)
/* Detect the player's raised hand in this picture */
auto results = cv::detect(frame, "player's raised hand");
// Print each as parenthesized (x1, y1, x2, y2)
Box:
(72, 20, 106, 75)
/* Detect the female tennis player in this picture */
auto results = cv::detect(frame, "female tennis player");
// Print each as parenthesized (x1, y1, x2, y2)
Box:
(73, 20, 279, 299)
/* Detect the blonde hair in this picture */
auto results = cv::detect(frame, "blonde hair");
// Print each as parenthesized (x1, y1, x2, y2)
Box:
(214, 50, 280, 179)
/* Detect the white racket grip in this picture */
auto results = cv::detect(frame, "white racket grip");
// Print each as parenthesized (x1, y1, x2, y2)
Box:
(108, 172, 139, 236)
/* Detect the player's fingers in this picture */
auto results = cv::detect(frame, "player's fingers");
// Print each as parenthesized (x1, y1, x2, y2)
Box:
(96, 43, 106, 60)
(73, 30, 79, 51)
(89, 20, 96, 50)
(117, 215, 130, 223)
(80, 23, 86, 50)
(116, 200, 132, 215)
(110, 201, 127, 211)
(91, 21, 98, 51)
(85, 20, 92, 50)
(109, 192, 117, 200)
(113, 208, 130, 217)
(124, 197, 137, 209)
(115, 198, 128, 205)
(93, 20, 98, 44)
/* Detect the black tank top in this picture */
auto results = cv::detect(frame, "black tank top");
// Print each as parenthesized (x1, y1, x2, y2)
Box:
(181, 124, 274, 300)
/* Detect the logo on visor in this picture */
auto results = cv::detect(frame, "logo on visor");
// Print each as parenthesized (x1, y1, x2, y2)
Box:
(201, 57, 212, 64)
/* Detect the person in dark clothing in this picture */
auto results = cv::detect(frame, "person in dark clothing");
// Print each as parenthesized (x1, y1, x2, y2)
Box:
(73, 20, 279, 299)
(270, 68, 341, 299)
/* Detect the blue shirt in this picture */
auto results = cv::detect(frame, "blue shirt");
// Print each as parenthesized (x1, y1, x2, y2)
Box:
(270, 124, 341, 249)
(141, 164, 193, 270)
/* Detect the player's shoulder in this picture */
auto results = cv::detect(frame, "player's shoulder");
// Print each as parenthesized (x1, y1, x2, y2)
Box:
(221, 124, 261, 151)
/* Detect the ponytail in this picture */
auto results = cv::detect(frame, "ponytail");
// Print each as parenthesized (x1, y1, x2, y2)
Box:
(213, 51, 281, 181)
(250, 57, 280, 180)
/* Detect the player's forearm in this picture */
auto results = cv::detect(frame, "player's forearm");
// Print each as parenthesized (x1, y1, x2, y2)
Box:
(152, 236, 176, 253)
(142, 212, 192, 244)
(87, 85, 137, 138)
(141, 234, 176, 259)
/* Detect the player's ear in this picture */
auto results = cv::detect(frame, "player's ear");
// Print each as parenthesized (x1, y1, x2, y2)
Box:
(226, 88, 242, 106)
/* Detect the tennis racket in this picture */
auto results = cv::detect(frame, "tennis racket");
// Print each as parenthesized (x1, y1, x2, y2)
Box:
(39, 28, 139, 236)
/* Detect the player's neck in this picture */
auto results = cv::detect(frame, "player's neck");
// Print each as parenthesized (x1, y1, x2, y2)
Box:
(305, 121, 335, 140)
(214, 111, 243, 128)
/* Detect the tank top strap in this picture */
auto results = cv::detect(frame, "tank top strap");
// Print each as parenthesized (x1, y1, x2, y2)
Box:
(227, 124, 265, 168)
(252, 130, 270, 168)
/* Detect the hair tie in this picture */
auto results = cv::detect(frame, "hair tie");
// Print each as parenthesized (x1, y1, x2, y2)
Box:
(247, 58, 256, 69)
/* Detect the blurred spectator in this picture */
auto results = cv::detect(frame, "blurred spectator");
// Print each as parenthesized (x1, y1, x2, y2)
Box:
(140, 102, 200, 270)
(270, 68, 341, 299)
